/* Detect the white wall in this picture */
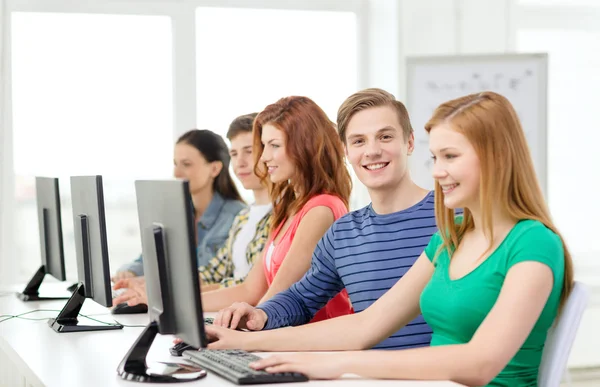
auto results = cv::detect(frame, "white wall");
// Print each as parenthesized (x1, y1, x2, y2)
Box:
(350, 0, 512, 209)
(367, 0, 512, 98)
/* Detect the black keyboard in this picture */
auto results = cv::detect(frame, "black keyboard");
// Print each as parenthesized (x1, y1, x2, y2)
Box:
(184, 349, 308, 385)
(169, 317, 215, 356)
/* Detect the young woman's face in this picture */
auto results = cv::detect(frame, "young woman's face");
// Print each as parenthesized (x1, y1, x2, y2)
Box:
(173, 143, 220, 195)
(259, 124, 296, 184)
(429, 123, 481, 209)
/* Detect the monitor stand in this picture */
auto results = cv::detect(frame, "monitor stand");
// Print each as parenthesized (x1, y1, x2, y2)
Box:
(117, 321, 206, 383)
(16, 265, 71, 301)
(48, 283, 123, 333)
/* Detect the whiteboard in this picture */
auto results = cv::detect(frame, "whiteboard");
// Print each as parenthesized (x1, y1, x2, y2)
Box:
(406, 53, 548, 196)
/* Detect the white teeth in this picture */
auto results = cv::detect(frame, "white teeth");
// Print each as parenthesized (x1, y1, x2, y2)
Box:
(365, 163, 387, 170)
(441, 184, 458, 193)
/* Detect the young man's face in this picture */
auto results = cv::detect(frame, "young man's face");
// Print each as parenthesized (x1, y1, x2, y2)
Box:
(229, 132, 263, 191)
(344, 105, 414, 192)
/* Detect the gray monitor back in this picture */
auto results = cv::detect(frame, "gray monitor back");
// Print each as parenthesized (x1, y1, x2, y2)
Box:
(134, 179, 206, 349)
(35, 177, 66, 281)
(70, 175, 113, 308)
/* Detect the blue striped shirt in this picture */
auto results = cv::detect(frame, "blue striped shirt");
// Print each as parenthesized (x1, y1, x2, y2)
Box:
(258, 191, 438, 349)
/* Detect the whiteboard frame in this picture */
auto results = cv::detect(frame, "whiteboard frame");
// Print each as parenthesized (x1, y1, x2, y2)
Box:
(406, 53, 548, 198)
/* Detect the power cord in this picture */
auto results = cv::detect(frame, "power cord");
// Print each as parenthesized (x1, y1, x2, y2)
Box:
(0, 309, 146, 328)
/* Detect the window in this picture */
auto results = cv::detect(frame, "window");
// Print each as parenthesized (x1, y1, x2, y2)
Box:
(195, 7, 360, 206)
(11, 12, 173, 282)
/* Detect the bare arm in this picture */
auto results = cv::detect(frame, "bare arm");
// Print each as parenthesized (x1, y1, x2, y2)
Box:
(252, 261, 555, 386)
(206, 253, 434, 351)
(201, 253, 269, 312)
(258, 206, 335, 304)
(200, 281, 220, 292)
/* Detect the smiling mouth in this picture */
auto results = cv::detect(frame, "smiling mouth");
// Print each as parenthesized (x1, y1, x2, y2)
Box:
(363, 162, 389, 171)
(441, 183, 459, 194)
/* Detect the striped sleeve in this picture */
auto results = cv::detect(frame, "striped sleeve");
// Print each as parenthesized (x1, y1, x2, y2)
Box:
(258, 227, 343, 329)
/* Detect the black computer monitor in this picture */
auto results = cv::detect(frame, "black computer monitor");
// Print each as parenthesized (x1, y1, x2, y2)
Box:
(17, 177, 69, 301)
(47, 176, 123, 333)
(117, 179, 206, 383)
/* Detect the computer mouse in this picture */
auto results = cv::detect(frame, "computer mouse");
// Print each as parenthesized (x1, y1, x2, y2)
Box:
(170, 342, 197, 357)
(111, 303, 148, 315)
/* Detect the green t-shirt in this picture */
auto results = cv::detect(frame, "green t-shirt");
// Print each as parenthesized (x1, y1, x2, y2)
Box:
(420, 220, 565, 387)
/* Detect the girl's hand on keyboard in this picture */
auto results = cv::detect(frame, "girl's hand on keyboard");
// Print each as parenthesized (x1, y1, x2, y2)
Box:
(204, 325, 251, 351)
(214, 302, 268, 330)
(249, 353, 347, 380)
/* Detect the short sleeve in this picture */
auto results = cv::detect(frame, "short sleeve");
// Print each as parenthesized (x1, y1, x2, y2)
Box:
(424, 232, 443, 262)
(299, 194, 347, 220)
(507, 221, 564, 280)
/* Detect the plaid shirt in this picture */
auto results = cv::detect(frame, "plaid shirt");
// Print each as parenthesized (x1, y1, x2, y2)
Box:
(198, 207, 272, 287)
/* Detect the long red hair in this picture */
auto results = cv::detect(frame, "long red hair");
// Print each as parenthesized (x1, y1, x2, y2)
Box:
(253, 96, 352, 229)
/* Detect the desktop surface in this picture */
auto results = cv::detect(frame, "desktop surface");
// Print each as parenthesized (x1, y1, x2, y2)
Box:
(0, 282, 463, 387)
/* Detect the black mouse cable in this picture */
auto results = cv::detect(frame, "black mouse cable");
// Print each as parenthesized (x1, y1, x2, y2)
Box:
(0, 309, 145, 328)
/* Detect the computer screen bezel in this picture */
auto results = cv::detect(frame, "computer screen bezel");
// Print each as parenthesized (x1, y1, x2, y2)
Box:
(36, 176, 67, 281)
(70, 175, 113, 308)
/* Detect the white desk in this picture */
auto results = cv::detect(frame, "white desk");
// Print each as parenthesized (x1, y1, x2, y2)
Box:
(0, 283, 462, 387)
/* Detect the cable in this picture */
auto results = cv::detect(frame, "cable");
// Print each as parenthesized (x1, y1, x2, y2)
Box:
(0, 309, 61, 323)
(0, 309, 146, 328)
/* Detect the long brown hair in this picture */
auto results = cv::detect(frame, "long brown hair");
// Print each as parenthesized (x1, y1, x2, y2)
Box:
(424, 91, 573, 309)
(253, 96, 352, 229)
